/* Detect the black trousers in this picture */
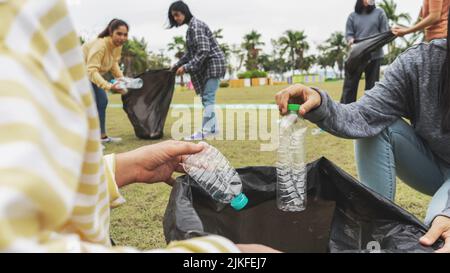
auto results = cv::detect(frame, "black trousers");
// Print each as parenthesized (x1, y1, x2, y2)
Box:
(340, 58, 381, 104)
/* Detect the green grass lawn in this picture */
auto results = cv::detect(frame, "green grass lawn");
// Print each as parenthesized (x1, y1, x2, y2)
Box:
(105, 80, 431, 250)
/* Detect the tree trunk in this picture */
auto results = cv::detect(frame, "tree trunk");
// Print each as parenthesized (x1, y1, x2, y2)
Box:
(180, 75, 185, 87)
(176, 57, 186, 87)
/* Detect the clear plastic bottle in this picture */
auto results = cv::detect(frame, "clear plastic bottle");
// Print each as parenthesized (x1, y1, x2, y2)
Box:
(182, 142, 248, 211)
(112, 77, 144, 91)
(277, 104, 308, 212)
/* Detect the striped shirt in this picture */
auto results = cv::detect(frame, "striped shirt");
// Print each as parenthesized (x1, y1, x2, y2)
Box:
(0, 0, 239, 253)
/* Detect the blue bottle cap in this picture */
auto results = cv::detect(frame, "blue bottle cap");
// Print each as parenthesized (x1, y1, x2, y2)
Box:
(231, 193, 248, 211)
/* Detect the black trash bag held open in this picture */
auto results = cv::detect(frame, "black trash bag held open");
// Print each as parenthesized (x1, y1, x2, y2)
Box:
(163, 158, 444, 253)
(122, 70, 176, 140)
(345, 31, 396, 75)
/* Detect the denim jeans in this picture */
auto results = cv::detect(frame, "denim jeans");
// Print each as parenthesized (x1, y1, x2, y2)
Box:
(355, 119, 450, 225)
(201, 78, 220, 134)
(91, 83, 108, 135)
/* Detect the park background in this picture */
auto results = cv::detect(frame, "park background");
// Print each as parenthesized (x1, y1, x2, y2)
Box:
(68, 0, 430, 249)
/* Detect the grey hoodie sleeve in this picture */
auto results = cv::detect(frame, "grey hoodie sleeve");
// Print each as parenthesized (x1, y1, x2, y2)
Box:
(345, 13, 355, 42)
(379, 9, 390, 32)
(304, 53, 412, 139)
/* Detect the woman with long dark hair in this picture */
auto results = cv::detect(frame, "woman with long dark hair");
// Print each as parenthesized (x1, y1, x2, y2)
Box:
(275, 10, 450, 252)
(168, 1, 226, 141)
(342, 0, 390, 104)
(82, 19, 129, 144)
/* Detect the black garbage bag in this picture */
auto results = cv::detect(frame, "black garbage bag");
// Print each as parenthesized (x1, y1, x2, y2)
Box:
(122, 70, 176, 140)
(345, 31, 396, 75)
(163, 157, 444, 253)
(341, 31, 397, 104)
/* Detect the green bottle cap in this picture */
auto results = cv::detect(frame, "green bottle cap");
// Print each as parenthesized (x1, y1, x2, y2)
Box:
(288, 104, 301, 112)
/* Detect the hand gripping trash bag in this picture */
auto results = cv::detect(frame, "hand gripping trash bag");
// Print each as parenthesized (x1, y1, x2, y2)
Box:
(163, 158, 444, 253)
(345, 31, 396, 75)
(122, 70, 176, 140)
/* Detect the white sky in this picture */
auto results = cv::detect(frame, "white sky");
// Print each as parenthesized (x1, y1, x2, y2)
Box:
(67, 0, 423, 58)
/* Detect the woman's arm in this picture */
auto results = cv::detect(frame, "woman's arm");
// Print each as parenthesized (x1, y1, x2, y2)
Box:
(345, 14, 355, 45)
(392, 0, 442, 37)
(276, 51, 412, 139)
(175, 51, 191, 68)
(379, 9, 390, 33)
(85, 45, 114, 91)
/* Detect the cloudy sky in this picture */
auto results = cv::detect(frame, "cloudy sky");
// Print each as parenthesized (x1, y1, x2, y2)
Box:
(67, 0, 423, 58)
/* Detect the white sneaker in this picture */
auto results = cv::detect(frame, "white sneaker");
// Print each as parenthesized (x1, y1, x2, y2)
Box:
(101, 136, 122, 144)
(184, 132, 205, 141)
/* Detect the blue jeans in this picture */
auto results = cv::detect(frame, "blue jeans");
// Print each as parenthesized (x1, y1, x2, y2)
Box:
(355, 119, 450, 225)
(91, 83, 108, 135)
(201, 78, 220, 134)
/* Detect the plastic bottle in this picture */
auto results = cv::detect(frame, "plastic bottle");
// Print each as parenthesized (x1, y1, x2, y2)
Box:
(277, 104, 308, 212)
(111, 77, 144, 91)
(182, 142, 248, 211)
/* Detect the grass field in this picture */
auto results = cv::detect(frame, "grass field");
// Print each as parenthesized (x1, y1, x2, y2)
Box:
(104, 80, 431, 250)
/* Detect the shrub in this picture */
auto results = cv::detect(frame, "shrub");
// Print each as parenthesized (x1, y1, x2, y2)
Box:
(238, 71, 253, 79)
(220, 81, 230, 88)
(251, 70, 268, 78)
(238, 70, 268, 79)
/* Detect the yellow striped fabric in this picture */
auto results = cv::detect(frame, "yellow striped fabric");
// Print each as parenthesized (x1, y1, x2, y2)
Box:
(0, 0, 239, 253)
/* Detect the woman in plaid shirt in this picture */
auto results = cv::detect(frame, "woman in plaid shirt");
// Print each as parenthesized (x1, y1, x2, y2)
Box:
(169, 1, 226, 141)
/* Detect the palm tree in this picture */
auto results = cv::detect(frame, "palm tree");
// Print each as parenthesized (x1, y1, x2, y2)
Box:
(379, 0, 411, 26)
(379, 0, 413, 63)
(278, 30, 309, 75)
(241, 30, 265, 71)
(212, 28, 234, 78)
(121, 37, 149, 77)
(148, 50, 171, 70)
(230, 44, 245, 78)
(213, 29, 228, 55)
(268, 39, 290, 79)
(167, 36, 187, 86)
(317, 44, 335, 78)
(213, 29, 224, 40)
(300, 55, 316, 74)
(324, 32, 347, 79)
(167, 36, 186, 59)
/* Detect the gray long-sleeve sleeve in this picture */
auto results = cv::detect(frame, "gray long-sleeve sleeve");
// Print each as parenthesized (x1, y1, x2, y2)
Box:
(304, 41, 450, 220)
(379, 9, 390, 32)
(304, 54, 411, 139)
(345, 13, 355, 42)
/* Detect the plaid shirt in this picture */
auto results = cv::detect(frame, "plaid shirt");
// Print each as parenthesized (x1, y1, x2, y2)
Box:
(176, 18, 226, 95)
